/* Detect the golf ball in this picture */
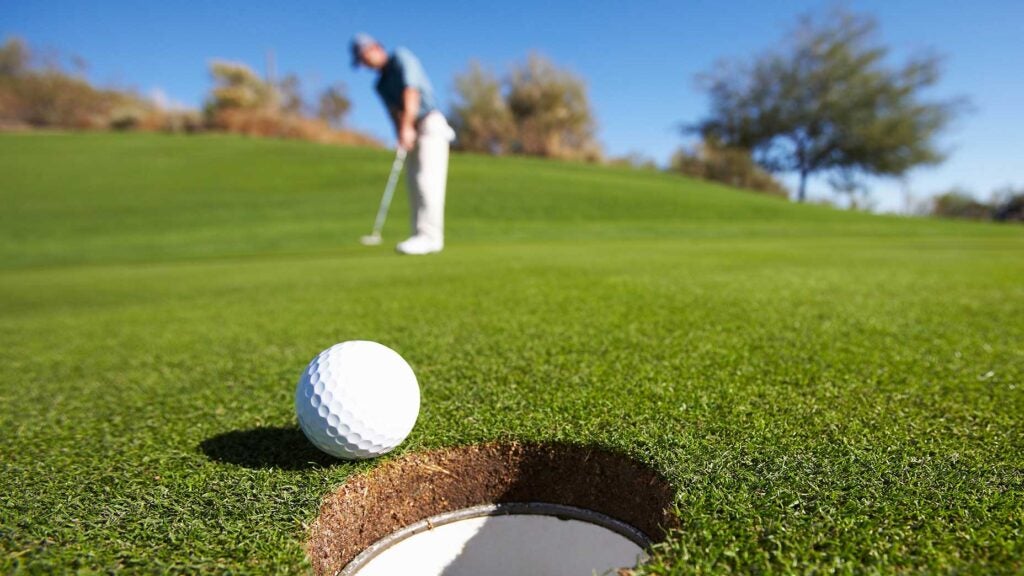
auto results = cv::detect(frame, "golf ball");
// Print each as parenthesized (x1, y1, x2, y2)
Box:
(295, 341, 420, 460)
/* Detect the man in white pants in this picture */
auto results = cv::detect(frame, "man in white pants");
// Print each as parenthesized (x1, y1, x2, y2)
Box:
(352, 33, 454, 255)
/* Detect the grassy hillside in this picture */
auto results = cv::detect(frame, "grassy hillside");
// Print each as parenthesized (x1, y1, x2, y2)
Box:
(1, 133, 1022, 573)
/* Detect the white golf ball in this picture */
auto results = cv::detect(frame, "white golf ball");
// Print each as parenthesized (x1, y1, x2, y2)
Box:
(295, 341, 420, 460)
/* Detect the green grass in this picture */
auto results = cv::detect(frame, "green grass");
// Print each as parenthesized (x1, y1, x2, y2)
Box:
(1, 132, 1022, 574)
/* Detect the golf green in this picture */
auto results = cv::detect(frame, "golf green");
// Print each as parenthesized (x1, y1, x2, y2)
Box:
(1, 133, 1021, 573)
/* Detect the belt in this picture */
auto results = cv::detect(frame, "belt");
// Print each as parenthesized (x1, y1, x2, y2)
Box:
(415, 110, 443, 129)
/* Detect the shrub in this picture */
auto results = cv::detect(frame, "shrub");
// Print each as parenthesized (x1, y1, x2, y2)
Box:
(316, 84, 351, 128)
(450, 61, 515, 155)
(204, 60, 275, 116)
(930, 189, 992, 220)
(606, 152, 657, 170)
(506, 55, 600, 161)
(209, 108, 378, 146)
(0, 36, 378, 147)
(992, 188, 1024, 222)
(202, 60, 374, 146)
(0, 36, 155, 130)
(671, 139, 789, 198)
(450, 55, 601, 161)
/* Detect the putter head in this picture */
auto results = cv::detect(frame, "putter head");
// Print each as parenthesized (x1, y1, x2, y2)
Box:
(360, 233, 382, 246)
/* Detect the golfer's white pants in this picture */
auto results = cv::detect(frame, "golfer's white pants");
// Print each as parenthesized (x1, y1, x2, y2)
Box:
(408, 111, 454, 243)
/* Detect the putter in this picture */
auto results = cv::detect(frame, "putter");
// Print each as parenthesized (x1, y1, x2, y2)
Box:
(360, 147, 408, 246)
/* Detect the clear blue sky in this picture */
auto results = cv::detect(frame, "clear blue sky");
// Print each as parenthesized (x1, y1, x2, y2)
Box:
(5, 0, 1023, 210)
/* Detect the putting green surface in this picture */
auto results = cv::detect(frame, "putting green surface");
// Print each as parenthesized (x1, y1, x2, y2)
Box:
(1, 133, 1022, 573)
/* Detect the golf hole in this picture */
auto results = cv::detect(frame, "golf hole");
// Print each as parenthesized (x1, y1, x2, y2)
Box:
(308, 443, 677, 576)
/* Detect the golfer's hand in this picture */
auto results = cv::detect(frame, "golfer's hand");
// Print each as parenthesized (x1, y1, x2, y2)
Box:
(398, 125, 417, 150)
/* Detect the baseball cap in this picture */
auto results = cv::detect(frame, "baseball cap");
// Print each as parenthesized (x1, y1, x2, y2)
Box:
(350, 33, 377, 68)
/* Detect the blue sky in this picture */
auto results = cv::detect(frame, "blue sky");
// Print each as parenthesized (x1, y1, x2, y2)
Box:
(5, 1, 1023, 210)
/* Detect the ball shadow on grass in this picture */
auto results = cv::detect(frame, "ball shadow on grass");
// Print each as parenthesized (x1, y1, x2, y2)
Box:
(199, 426, 336, 470)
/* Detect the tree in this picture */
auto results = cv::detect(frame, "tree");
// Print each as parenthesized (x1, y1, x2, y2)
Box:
(691, 8, 962, 202)
(505, 54, 600, 160)
(316, 83, 351, 128)
(450, 61, 514, 154)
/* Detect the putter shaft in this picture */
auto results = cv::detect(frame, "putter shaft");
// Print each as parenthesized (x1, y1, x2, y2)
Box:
(366, 148, 407, 241)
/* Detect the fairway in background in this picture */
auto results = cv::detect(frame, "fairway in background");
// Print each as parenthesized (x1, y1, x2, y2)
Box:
(2, 132, 995, 270)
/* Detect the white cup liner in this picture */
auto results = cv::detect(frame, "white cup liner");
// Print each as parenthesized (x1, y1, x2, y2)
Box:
(340, 502, 652, 576)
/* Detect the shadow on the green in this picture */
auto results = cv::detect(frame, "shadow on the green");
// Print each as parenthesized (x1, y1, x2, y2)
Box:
(199, 426, 336, 470)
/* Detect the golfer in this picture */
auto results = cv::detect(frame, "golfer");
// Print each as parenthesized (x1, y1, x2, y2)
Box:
(352, 33, 454, 255)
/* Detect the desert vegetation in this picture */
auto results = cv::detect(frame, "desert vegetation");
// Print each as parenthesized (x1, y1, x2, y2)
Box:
(0, 37, 377, 147)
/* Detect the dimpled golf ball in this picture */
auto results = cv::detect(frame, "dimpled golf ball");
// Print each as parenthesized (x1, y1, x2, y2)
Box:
(295, 341, 420, 460)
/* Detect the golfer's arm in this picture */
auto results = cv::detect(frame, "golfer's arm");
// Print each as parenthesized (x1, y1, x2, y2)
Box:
(389, 108, 402, 133)
(398, 87, 420, 133)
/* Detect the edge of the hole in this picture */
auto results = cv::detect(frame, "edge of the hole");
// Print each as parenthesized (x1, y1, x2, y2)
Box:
(309, 442, 677, 576)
